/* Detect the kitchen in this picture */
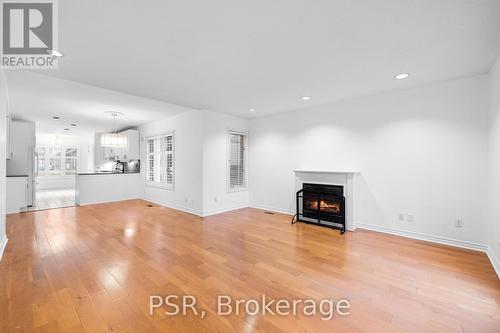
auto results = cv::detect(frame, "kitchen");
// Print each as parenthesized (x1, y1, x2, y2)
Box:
(76, 128, 141, 205)
(5, 116, 142, 212)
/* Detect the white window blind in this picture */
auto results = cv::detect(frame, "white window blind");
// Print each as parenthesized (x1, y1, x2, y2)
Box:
(228, 131, 248, 191)
(164, 135, 174, 184)
(146, 132, 175, 189)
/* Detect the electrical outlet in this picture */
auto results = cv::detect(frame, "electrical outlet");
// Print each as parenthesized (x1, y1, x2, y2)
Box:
(455, 219, 463, 228)
(406, 214, 414, 222)
(398, 213, 405, 221)
(184, 197, 188, 203)
(214, 196, 218, 203)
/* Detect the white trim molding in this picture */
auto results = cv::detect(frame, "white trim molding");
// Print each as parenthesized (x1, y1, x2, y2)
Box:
(0, 236, 8, 262)
(486, 247, 500, 279)
(202, 205, 249, 217)
(293, 170, 360, 174)
(355, 223, 487, 252)
(250, 204, 293, 216)
(142, 198, 204, 217)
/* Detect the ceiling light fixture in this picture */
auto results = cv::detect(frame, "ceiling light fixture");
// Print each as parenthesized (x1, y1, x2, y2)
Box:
(394, 73, 409, 80)
(102, 111, 128, 148)
(52, 116, 60, 120)
(64, 128, 70, 131)
(104, 111, 124, 117)
(70, 123, 77, 127)
(47, 49, 63, 57)
(301, 96, 311, 101)
(249, 109, 255, 112)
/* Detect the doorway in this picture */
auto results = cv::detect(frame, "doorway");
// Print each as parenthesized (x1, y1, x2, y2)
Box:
(32, 145, 77, 210)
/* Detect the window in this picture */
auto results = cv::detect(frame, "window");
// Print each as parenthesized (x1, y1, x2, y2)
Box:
(36, 148, 46, 174)
(164, 135, 174, 184)
(36, 146, 78, 177)
(49, 147, 62, 157)
(64, 148, 77, 175)
(228, 130, 248, 191)
(146, 132, 175, 189)
(48, 148, 63, 175)
(48, 158, 62, 175)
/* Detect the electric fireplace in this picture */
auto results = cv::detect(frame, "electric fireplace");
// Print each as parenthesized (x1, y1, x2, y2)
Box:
(291, 183, 346, 234)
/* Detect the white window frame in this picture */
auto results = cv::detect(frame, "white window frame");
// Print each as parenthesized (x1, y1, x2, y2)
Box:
(145, 131, 175, 190)
(36, 146, 79, 178)
(227, 129, 248, 192)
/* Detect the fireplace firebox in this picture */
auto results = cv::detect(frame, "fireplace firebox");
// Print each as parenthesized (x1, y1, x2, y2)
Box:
(291, 183, 346, 234)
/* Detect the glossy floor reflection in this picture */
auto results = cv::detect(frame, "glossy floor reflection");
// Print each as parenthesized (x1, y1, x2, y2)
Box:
(1, 199, 499, 332)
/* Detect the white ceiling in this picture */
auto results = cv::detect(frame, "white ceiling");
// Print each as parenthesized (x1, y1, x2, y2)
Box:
(8, 0, 500, 125)
(6, 71, 189, 134)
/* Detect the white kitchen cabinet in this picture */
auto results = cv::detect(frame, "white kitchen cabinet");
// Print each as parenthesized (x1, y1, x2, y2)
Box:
(94, 133, 105, 166)
(6, 120, 36, 206)
(6, 176, 28, 213)
(94, 130, 140, 167)
(122, 129, 140, 160)
(103, 146, 123, 161)
(6, 115, 12, 159)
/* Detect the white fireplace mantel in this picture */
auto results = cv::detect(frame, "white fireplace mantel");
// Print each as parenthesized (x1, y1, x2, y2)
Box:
(293, 169, 360, 174)
(293, 169, 360, 231)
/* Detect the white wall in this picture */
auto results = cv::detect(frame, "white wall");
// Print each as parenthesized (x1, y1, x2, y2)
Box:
(249, 75, 490, 246)
(138, 109, 250, 216)
(202, 110, 250, 216)
(6, 120, 35, 176)
(487, 54, 500, 274)
(36, 133, 94, 190)
(139, 110, 204, 215)
(0, 70, 9, 259)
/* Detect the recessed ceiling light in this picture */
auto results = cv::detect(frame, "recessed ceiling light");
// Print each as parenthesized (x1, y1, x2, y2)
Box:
(52, 116, 60, 120)
(301, 96, 311, 101)
(47, 49, 63, 57)
(249, 109, 255, 112)
(394, 73, 410, 80)
(70, 123, 77, 127)
(104, 111, 124, 117)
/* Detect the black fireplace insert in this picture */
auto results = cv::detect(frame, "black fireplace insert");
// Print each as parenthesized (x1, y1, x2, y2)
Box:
(291, 183, 346, 234)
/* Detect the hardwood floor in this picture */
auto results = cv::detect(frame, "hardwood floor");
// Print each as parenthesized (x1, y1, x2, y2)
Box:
(1, 199, 499, 333)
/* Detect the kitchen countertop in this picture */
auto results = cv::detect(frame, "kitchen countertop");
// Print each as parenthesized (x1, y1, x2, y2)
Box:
(77, 171, 140, 175)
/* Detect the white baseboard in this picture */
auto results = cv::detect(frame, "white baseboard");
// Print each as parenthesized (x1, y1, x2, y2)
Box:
(77, 196, 140, 206)
(486, 247, 500, 279)
(0, 236, 8, 262)
(202, 205, 249, 217)
(142, 197, 204, 217)
(249, 204, 293, 215)
(355, 223, 487, 252)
